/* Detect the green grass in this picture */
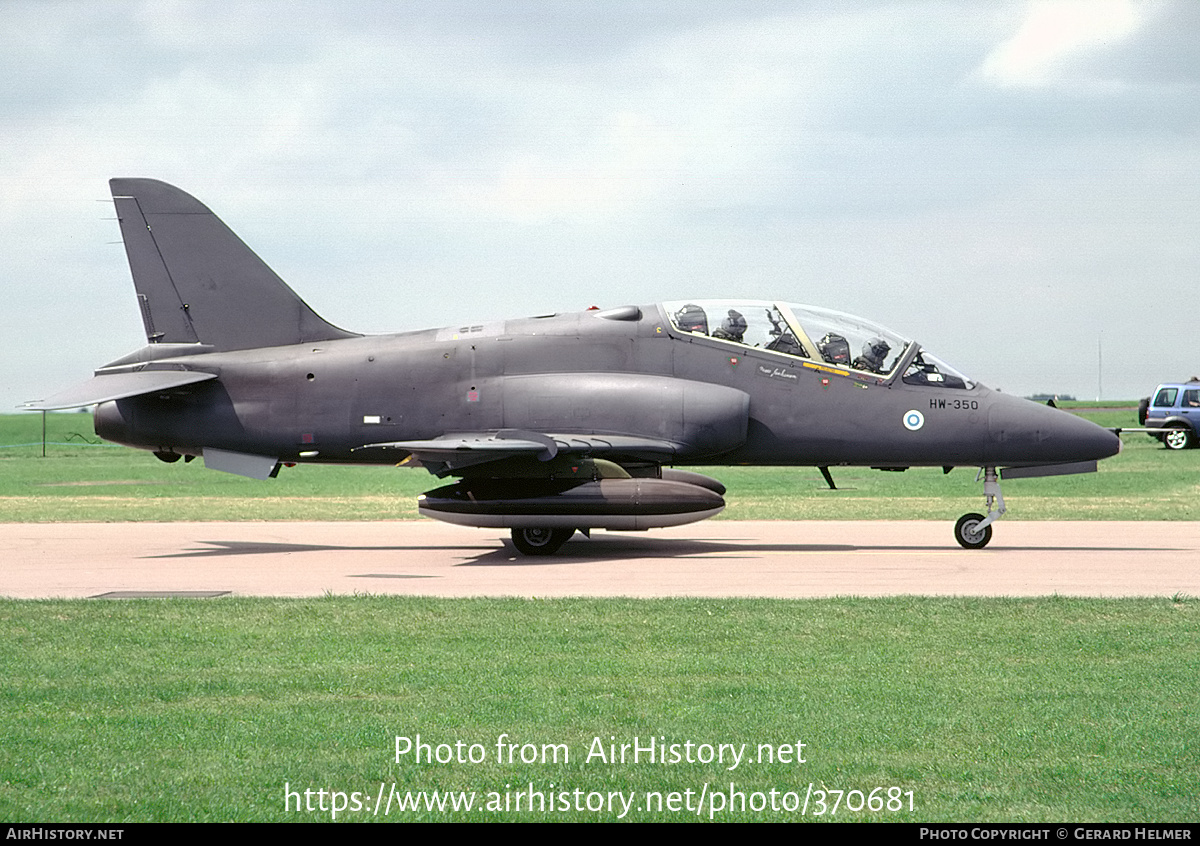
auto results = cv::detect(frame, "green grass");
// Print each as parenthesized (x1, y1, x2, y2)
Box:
(3, 412, 1197, 823)
(1, 596, 1196, 822)
(3, 408, 1198, 522)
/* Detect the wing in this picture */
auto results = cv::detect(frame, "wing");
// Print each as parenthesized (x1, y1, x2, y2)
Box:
(23, 370, 218, 410)
(357, 428, 682, 476)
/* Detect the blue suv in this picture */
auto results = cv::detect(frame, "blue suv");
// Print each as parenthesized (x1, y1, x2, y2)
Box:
(1141, 381, 1200, 450)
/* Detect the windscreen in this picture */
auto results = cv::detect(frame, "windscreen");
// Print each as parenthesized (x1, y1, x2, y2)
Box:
(665, 299, 974, 388)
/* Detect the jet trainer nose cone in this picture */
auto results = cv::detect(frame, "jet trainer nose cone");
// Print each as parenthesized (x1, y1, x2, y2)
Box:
(986, 395, 1121, 465)
(1084, 418, 1122, 460)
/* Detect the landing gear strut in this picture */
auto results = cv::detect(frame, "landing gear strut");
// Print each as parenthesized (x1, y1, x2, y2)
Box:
(955, 467, 1004, 550)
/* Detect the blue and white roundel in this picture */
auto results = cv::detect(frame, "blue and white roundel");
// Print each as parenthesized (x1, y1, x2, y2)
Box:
(902, 409, 925, 431)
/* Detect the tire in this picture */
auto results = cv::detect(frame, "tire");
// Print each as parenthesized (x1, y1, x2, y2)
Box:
(1163, 427, 1193, 451)
(510, 527, 575, 556)
(954, 513, 992, 550)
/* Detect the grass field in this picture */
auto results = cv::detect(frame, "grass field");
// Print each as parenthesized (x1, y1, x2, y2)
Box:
(3, 407, 1199, 522)
(1, 596, 1196, 822)
(2, 408, 1197, 823)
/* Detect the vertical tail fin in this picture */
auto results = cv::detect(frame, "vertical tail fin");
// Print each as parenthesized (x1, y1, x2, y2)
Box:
(109, 178, 358, 351)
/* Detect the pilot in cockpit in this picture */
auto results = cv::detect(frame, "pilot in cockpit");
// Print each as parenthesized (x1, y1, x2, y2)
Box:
(673, 304, 708, 335)
(711, 309, 748, 343)
(853, 337, 891, 373)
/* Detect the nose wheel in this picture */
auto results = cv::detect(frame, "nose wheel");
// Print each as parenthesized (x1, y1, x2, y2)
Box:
(955, 467, 1004, 549)
(954, 513, 992, 549)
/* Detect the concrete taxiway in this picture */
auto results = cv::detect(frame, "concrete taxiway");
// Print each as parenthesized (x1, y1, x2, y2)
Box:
(1, 520, 1197, 599)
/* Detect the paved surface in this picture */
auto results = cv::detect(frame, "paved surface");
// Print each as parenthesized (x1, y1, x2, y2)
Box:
(2, 521, 1197, 599)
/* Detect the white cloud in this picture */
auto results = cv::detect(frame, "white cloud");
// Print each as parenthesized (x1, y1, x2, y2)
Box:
(979, 0, 1146, 86)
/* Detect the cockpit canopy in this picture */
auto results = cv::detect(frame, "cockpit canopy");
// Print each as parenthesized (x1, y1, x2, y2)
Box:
(662, 300, 974, 389)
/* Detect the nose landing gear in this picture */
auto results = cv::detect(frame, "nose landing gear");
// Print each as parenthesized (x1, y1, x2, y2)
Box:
(955, 467, 1004, 549)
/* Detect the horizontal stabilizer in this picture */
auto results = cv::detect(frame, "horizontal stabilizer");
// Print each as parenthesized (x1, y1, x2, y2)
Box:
(23, 370, 217, 411)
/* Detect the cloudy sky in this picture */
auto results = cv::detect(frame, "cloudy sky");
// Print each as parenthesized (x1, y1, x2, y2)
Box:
(3, 0, 1198, 412)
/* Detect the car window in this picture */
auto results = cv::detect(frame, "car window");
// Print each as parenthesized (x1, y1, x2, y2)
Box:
(1185, 390, 1200, 407)
(1155, 388, 1178, 407)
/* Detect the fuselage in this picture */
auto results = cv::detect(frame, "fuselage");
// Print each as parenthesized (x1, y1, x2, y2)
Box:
(94, 302, 1121, 472)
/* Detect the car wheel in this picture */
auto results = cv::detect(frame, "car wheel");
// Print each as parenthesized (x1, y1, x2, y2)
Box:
(1163, 427, 1193, 450)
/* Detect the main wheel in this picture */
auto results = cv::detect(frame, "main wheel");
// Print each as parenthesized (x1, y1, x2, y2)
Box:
(1163, 427, 1193, 450)
(510, 527, 575, 556)
(954, 513, 992, 550)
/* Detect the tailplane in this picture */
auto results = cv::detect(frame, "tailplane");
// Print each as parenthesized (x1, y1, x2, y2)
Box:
(110, 178, 358, 351)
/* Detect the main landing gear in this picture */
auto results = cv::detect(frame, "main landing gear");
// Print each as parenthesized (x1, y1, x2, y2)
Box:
(955, 467, 1005, 550)
(510, 527, 575, 556)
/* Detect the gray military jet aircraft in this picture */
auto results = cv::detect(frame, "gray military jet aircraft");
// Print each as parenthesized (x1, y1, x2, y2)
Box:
(27, 179, 1122, 554)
